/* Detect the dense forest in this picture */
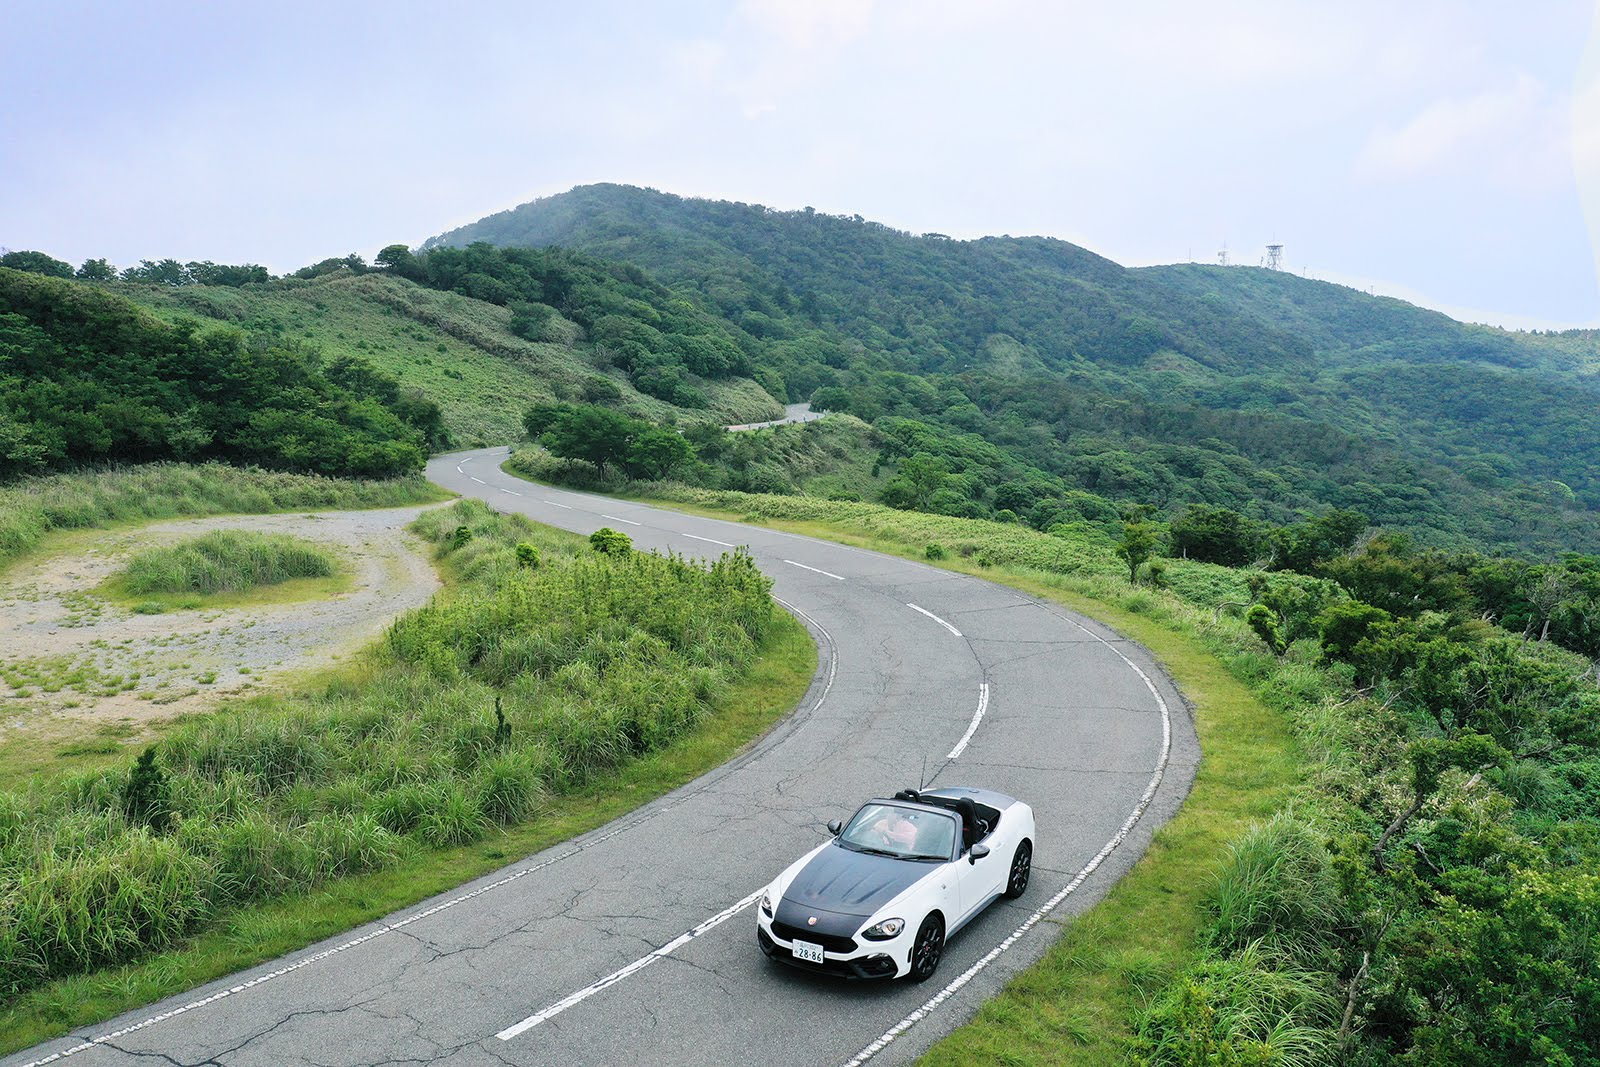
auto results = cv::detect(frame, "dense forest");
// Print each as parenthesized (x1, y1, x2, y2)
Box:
(426, 184, 1600, 555)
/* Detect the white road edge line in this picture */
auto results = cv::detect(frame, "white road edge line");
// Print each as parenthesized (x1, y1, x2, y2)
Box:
(840, 615, 1174, 1067)
(945, 683, 989, 760)
(600, 514, 642, 526)
(784, 559, 845, 580)
(542, 500, 573, 509)
(683, 533, 735, 547)
(906, 602, 962, 637)
(13, 821, 649, 1067)
(496, 888, 765, 1041)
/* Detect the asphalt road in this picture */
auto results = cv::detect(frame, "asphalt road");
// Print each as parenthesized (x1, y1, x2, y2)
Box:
(8, 449, 1199, 1067)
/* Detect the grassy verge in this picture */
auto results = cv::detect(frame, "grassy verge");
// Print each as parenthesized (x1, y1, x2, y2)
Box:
(0, 462, 448, 576)
(0, 527, 819, 1049)
(501, 468, 1304, 1063)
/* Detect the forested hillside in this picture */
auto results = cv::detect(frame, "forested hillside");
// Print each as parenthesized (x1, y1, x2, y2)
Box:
(427, 184, 1600, 555)
(0, 268, 443, 478)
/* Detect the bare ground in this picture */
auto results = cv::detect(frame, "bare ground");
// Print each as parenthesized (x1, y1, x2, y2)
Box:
(0, 505, 445, 751)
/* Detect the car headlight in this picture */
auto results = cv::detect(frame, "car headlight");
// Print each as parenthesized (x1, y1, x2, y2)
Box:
(760, 890, 774, 917)
(860, 917, 904, 940)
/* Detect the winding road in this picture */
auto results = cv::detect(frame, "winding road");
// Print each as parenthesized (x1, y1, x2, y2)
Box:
(8, 448, 1199, 1067)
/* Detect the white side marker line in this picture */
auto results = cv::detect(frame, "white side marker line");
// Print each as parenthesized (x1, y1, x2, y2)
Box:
(684, 533, 735, 547)
(600, 514, 642, 526)
(946, 683, 989, 760)
(542, 500, 573, 510)
(784, 559, 845, 580)
(496, 888, 764, 1041)
(14, 820, 648, 1067)
(906, 603, 962, 638)
(840, 615, 1174, 1067)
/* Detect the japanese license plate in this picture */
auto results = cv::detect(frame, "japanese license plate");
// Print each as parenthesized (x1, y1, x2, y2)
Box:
(792, 938, 825, 964)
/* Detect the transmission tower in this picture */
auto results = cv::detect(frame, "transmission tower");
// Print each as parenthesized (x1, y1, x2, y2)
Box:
(1216, 243, 1230, 267)
(1265, 244, 1283, 271)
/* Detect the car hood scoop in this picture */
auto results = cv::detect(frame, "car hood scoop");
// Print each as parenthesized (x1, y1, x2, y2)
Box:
(781, 843, 926, 918)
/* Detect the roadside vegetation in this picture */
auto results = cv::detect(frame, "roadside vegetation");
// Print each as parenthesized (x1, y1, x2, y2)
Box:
(0, 499, 812, 1051)
(514, 473, 1599, 1065)
(0, 462, 444, 574)
(116, 531, 338, 597)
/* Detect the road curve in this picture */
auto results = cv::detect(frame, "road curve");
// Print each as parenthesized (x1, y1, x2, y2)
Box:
(8, 449, 1199, 1067)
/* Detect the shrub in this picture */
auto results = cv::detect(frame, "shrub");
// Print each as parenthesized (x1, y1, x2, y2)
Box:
(120, 530, 336, 596)
(515, 542, 541, 568)
(924, 543, 946, 560)
(589, 527, 632, 555)
(122, 746, 171, 833)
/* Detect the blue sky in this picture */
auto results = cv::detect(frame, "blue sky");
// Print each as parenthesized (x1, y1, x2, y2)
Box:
(4, 1, 1597, 328)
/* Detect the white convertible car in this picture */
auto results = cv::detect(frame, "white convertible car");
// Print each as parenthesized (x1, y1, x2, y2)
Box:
(756, 786, 1034, 981)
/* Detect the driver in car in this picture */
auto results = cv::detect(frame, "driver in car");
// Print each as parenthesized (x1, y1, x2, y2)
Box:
(866, 809, 918, 851)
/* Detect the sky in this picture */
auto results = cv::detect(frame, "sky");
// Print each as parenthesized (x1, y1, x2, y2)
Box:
(4, 1, 1598, 330)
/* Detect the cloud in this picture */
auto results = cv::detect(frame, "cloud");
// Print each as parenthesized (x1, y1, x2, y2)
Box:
(1356, 73, 1568, 189)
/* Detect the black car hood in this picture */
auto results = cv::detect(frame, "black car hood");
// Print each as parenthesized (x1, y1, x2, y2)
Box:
(779, 843, 928, 920)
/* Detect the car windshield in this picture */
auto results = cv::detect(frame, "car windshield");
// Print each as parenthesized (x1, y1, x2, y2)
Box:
(838, 802, 955, 861)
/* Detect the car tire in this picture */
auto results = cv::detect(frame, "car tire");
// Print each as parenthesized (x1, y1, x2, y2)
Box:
(909, 914, 944, 982)
(1003, 840, 1032, 899)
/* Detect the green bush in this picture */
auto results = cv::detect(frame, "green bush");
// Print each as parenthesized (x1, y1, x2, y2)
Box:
(120, 531, 336, 596)
(589, 527, 632, 555)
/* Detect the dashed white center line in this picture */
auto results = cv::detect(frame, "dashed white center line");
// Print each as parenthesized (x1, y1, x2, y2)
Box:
(543, 500, 573, 510)
(501, 489, 523, 497)
(946, 682, 989, 760)
(784, 559, 845, 580)
(496, 888, 764, 1041)
(600, 514, 642, 526)
(906, 603, 962, 638)
(683, 533, 735, 547)
(469, 476, 486, 484)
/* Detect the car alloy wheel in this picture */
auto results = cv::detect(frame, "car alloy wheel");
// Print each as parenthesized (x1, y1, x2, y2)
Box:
(909, 914, 944, 982)
(1004, 840, 1032, 899)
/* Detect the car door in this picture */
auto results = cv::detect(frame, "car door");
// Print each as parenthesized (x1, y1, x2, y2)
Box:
(951, 827, 1003, 928)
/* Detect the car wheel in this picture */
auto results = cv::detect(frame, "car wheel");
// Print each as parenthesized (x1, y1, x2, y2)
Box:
(909, 914, 944, 982)
(1003, 840, 1032, 899)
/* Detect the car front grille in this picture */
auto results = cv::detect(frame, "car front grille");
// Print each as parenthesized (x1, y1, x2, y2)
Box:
(770, 920, 857, 954)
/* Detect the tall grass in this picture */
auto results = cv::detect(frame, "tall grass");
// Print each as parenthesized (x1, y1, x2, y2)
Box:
(119, 531, 338, 596)
(0, 500, 775, 999)
(0, 462, 443, 573)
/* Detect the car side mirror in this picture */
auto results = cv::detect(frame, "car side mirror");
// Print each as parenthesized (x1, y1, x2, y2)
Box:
(969, 843, 991, 864)
(827, 819, 843, 836)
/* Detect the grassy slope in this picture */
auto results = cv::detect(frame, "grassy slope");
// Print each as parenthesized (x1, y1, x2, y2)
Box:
(117, 272, 781, 446)
(506, 475, 1301, 1063)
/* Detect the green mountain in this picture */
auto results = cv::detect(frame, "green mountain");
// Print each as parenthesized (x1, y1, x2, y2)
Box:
(426, 183, 1600, 555)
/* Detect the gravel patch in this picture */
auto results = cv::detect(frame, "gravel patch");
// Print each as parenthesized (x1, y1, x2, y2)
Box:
(0, 505, 446, 740)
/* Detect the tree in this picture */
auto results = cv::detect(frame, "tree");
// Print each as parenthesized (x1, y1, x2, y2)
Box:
(1, 250, 74, 278)
(374, 244, 425, 282)
(1115, 521, 1160, 584)
(880, 452, 949, 510)
(1170, 505, 1260, 566)
(538, 404, 642, 471)
(75, 258, 117, 281)
(626, 425, 693, 480)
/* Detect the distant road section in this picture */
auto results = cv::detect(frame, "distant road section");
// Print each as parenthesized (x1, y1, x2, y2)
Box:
(727, 401, 823, 430)
(7, 448, 1197, 1067)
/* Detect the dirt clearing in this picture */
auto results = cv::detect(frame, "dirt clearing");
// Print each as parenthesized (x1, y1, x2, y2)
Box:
(0, 504, 446, 754)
